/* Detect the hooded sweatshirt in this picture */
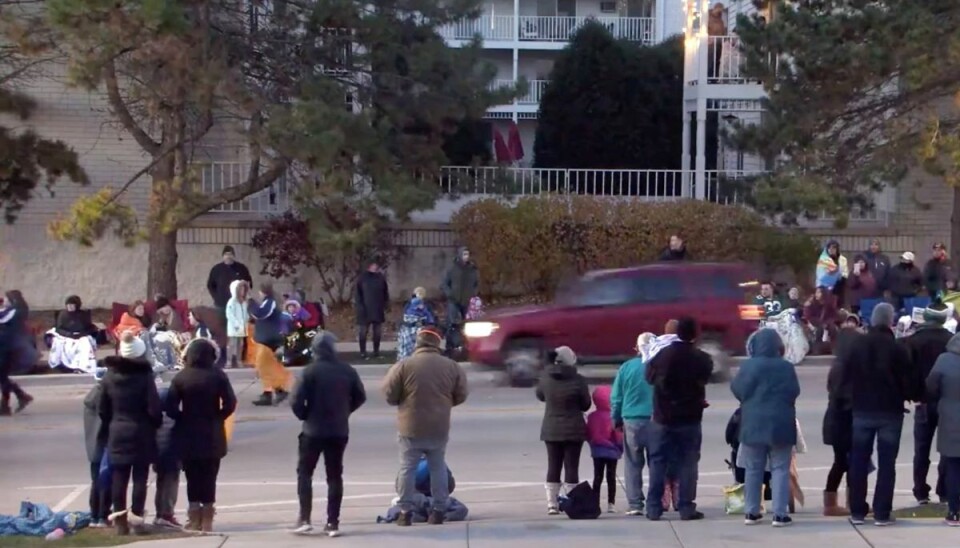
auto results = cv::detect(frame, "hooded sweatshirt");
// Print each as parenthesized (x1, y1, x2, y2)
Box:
(730, 329, 800, 447)
(586, 386, 624, 460)
(816, 240, 848, 290)
(610, 355, 654, 424)
(292, 332, 367, 439)
(536, 362, 591, 442)
(225, 280, 248, 338)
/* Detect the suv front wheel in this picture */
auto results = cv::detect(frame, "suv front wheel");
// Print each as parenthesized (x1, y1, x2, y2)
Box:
(700, 336, 731, 383)
(501, 337, 544, 388)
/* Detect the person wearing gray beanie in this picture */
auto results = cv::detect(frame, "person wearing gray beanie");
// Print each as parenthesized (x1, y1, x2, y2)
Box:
(840, 301, 916, 526)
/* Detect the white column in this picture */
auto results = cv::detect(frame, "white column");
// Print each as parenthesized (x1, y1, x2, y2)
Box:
(655, 0, 665, 43)
(681, 110, 691, 197)
(694, 98, 707, 200)
(512, 0, 520, 123)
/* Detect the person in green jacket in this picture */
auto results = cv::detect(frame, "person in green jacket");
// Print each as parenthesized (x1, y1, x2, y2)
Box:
(611, 333, 656, 516)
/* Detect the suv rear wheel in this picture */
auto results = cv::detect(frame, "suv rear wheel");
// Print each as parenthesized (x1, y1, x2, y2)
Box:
(700, 335, 731, 383)
(502, 337, 544, 388)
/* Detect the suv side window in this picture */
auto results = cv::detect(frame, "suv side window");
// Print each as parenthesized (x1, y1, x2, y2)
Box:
(632, 275, 683, 303)
(574, 277, 637, 307)
(687, 271, 745, 299)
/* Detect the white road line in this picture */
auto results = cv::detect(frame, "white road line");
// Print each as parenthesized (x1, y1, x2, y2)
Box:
(52, 485, 88, 512)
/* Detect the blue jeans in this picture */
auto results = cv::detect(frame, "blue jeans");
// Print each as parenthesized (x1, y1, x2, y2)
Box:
(646, 421, 702, 518)
(397, 436, 449, 513)
(849, 413, 903, 520)
(739, 444, 792, 517)
(623, 419, 650, 511)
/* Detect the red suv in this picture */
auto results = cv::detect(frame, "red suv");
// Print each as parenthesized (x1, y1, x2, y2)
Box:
(464, 262, 758, 386)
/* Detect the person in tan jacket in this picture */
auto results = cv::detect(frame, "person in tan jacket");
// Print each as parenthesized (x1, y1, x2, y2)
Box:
(382, 327, 468, 526)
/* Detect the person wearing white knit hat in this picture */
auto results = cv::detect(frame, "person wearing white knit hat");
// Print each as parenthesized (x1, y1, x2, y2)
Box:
(119, 331, 147, 360)
(612, 334, 656, 515)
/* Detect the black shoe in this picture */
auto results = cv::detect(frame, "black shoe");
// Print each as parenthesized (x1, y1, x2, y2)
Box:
(252, 392, 273, 406)
(396, 512, 412, 527)
(681, 511, 705, 521)
(772, 515, 793, 528)
(359, 352, 369, 360)
(946, 513, 960, 527)
(646, 513, 662, 521)
(427, 511, 445, 525)
(323, 522, 341, 537)
(273, 390, 289, 405)
(744, 513, 763, 525)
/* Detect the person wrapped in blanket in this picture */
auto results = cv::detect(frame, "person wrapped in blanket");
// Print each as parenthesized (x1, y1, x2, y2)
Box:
(396, 287, 437, 361)
(149, 297, 197, 372)
(46, 295, 103, 374)
(278, 298, 314, 367)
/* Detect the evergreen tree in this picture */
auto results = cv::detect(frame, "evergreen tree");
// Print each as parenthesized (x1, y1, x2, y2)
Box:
(0, 3, 87, 223)
(31, 0, 507, 297)
(734, 0, 960, 235)
(534, 22, 683, 173)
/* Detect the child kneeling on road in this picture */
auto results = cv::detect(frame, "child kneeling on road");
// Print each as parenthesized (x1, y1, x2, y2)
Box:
(586, 385, 623, 513)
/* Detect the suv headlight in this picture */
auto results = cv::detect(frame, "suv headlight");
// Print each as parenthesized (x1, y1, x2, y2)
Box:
(464, 321, 498, 338)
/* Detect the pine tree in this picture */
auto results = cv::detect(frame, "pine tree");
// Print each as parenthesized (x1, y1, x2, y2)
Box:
(734, 0, 960, 235)
(33, 0, 506, 297)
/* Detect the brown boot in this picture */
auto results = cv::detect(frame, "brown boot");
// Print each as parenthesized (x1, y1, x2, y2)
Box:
(823, 491, 850, 516)
(200, 505, 215, 533)
(184, 503, 202, 532)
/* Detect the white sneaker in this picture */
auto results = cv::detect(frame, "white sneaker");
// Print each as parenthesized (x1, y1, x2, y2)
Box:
(625, 509, 644, 516)
(292, 521, 313, 535)
(607, 503, 617, 514)
(547, 507, 560, 516)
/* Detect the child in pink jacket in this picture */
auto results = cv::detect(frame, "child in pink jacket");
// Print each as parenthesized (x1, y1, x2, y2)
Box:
(587, 385, 624, 513)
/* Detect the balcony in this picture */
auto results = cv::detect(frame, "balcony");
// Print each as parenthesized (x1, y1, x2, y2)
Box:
(438, 15, 515, 42)
(198, 162, 293, 213)
(438, 15, 655, 45)
(491, 79, 550, 105)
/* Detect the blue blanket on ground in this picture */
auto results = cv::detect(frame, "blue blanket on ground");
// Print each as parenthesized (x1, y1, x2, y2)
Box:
(376, 496, 468, 524)
(0, 501, 91, 537)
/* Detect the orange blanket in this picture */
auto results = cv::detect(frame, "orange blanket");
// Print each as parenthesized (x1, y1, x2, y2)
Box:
(114, 312, 146, 339)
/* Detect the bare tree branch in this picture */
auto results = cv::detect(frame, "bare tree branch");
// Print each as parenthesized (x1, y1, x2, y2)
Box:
(103, 59, 161, 155)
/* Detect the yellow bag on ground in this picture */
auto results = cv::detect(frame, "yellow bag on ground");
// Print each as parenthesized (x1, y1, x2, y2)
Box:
(723, 484, 746, 515)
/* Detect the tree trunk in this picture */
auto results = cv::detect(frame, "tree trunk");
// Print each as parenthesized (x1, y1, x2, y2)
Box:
(953, 187, 960, 273)
(147, 229, 179, 299)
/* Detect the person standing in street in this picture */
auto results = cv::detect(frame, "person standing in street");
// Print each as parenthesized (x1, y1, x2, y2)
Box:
(248, 282, 291, 406)
(536, 346, 591, 515)
(611, 333, 656, 516)
(99, 333, 162, 535)
(924, 332, 960, 526)
(924, 242, 953, 299)
(290, 332, 367, 537)
(206, 246, 252, 367)
(355, 261, 390, 360)
(441, 247, 479, 355)
(644, 318, 714, 521)
(903, 304, 952, 505)
(0, 290, 33, 415)
(383, 327, 468, 526)
(839, 303, 914, 526)
(731, 329, 801, 528)
(165, 338, 238, 533)
(864, 239, 892, 294)
(153, 387, 181, 528)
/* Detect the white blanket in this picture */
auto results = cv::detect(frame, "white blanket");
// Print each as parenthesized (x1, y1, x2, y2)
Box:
(760, 309, 809, 365)
(46, 330, 98, 374)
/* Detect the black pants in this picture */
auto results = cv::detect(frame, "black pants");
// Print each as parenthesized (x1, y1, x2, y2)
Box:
(913, 404, 946, 501)
(182, 458, 221, 504)
(89, 461, 111, 521)
(0, 354, 26, 404)
(297, 435, 348, 525)
(112, 463, 149, 516)
(545, 441, 582, 484)
(357, 323, 382, 355)
(592, 458, 617, 504)
(826, 444, 849, 492)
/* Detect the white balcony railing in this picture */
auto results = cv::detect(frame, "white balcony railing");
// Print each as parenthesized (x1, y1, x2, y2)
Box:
(491, 79, 550, 105)
(198, 162, 293, 213)
(518, 16, 654, 43)
(686, 34, 780, 86)
(438, 15, 515, 41)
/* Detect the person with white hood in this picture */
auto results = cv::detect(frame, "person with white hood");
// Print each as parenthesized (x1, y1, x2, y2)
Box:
(225, 280, 249, 369)
(611, 332, 657, 516)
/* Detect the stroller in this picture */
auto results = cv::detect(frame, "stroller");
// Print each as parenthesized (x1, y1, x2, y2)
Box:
(725, 409, 775, 506)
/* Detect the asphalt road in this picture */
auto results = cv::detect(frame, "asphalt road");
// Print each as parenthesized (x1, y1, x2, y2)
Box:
(1, 365, 935, 537)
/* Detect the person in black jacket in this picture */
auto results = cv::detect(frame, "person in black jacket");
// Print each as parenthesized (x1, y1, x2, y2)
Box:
(355, 261, 390, 359)
(0, 290, 33, 415)
(536, 346, 591, 515)
(290, 332, 366, 537)
(55, 295, 99, 339)
(903, 304, 952, 504)
(206, 246, 252, 366)
(821, 315, 862, 516)
(659, 235, 689, 261)
(887, 252, 924, 312)
(924, 242, 953, 299)
(99, 335, 162, 536)
(166, 338, 238, 533)
(838, 303, 915, 526)
(644, 317, 713, 521)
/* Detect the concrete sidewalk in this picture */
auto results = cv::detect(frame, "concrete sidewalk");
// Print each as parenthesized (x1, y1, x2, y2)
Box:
(123, 515, 957, 548)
